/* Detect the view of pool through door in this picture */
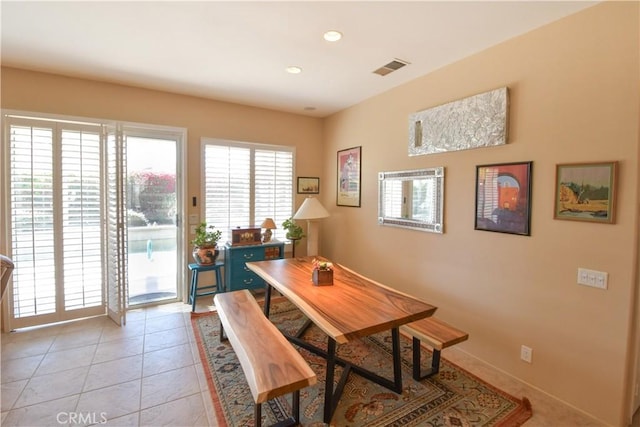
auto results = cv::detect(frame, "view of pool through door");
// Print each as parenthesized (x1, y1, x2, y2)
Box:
(126, 135, 179, 306)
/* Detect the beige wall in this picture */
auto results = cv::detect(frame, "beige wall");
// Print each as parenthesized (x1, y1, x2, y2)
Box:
(1, 1, 638, 425)
(0, 66, 324, 260)
(322, 2, 639, 426)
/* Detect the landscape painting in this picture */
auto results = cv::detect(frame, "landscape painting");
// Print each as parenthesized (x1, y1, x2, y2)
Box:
(554, 162, 617, 223)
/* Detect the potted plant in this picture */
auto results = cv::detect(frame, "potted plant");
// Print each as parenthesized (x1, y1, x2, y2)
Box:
(311, 258, 333, 286)
(191, 222, 222, 265)
(282, 217, 305, 241)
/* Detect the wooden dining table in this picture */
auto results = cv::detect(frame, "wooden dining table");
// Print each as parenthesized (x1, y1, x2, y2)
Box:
(246, 256, 437, 424)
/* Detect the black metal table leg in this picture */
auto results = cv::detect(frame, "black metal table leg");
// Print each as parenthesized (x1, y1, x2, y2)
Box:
(391, 327, 403, 392)
(323, 338, 336, 423)
(264, 283, 272, 317)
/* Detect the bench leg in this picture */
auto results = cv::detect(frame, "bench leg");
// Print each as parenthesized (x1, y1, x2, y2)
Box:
(292, 390, 300, 424)
(219, 321, 227, 342)
(259, 392, 300, 427)
(412, 337, 442, 380)
(255, 402, 262, 427)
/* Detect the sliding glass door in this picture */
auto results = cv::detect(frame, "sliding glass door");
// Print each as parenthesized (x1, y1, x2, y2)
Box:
(2, 114, 185, 330)
(125, 133, 179, 306)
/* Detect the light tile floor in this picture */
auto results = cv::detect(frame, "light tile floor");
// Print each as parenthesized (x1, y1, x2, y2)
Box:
(0, 297, 624, 426)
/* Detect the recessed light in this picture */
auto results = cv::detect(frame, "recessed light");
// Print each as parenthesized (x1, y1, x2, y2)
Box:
(323, 30, 342, 42)
(286, 66, 302, 74)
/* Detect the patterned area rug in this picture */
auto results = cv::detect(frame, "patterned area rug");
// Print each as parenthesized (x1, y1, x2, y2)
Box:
(192, 298, 532, 427)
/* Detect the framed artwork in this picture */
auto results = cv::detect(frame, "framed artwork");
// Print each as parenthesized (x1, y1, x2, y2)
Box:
(297, 177, 320, 194)
(337, 146, 361, 207)
(475, 161, 532, 236)
(554, 161, 617, 224)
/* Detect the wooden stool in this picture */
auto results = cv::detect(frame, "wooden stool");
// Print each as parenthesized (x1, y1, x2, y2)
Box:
(188, 262, 224, 312)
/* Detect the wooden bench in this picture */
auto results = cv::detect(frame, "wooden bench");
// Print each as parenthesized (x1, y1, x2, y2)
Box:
(214, 290, 317, 427)
(401, 317, 469, 380)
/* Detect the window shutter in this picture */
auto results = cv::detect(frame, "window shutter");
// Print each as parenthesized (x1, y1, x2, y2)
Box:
(8, 120, 104, 318)
(203, 140, 294, 244)
(61, 128, 103, 310)
(255, 149, 293, 241)
(9, 123, 56, 317)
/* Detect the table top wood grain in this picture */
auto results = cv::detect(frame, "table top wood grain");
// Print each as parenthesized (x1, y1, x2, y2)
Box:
(246, 257, 437, 344)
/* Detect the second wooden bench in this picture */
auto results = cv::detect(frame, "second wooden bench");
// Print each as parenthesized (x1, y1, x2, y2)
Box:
(401, 316, 469, 380)
(215, 289, 317, 427)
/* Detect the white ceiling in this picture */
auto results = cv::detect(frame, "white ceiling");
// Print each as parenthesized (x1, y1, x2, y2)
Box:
(1, 1, 598, 118)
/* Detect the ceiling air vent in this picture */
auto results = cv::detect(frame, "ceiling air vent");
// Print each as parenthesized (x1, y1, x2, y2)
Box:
(373, 59, 410, 76)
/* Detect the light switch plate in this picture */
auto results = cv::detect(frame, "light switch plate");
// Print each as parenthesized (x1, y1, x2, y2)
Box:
(577, 268, 608, 289)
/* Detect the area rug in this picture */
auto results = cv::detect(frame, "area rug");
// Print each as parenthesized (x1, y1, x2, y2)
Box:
(192, 298, 532, 427)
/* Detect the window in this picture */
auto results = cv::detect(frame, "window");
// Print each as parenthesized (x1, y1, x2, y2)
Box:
(202, 139, 294, 243)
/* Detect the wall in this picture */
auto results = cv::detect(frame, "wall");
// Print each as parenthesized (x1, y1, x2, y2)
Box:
(321, 2, 639, 426)
(0, 66, 324, 261)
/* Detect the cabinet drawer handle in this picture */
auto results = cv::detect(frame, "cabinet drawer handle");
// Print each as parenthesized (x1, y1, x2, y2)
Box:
(243, 266, 250, 272)
(243, 253, 254, 260)
(243, 278, 253, 284)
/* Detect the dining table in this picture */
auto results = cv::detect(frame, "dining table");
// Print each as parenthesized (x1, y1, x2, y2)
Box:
(246, 256, 437, 424)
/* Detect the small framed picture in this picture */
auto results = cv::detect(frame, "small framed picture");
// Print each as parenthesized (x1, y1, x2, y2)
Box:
(337, 146, 361, 207)
(297, 177, 320, 194)
(554, 161, 617, 223)
(475, 161, 532, 236)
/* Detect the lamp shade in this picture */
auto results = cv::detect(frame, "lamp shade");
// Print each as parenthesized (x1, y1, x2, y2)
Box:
(260, 218, 277, 229)
(293, 197, 330, 220)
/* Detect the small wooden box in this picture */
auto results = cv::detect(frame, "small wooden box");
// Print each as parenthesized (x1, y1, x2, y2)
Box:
(312, 269, 333, 286)
(230, 227, 262, 246)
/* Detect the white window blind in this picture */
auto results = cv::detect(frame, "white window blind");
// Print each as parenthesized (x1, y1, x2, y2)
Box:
(8, 120, 103, 318)
(61, 128, 103, 311)
(384, 180, 403, 218)
(10, 124, 56, 317)
(203, 140, 294, 243)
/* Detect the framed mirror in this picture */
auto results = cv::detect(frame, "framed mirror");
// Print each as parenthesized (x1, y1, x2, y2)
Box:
(378, 167, 444, 233)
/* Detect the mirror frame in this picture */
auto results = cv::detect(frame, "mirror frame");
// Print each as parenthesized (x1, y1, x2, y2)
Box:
(378, 167, 444, 233)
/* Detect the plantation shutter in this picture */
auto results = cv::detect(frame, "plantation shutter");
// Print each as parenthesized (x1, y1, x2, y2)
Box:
(7, 118, 104, 323)
(384, 179, 403, 219)
(203, 140, 294, 244)
(104, 124, 128, 326)
(61, 126, 103, 310)
(255, 149, 293, 241)
(9, 122, 57, 317)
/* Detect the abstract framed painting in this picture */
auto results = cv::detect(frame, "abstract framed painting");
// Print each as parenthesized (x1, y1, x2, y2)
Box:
(337, 146, 361, 207)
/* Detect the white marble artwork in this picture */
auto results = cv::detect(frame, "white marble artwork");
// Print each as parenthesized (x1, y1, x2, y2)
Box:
(408, 87, 509, 156)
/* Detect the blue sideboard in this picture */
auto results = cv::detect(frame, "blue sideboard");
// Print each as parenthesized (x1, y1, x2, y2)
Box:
(224, 241, 284, 291)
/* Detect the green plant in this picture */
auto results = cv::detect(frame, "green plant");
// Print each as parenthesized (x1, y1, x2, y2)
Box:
(191, 222, 222, 248)
(282, 217, 304, 240)
(127, 209, 149, 227)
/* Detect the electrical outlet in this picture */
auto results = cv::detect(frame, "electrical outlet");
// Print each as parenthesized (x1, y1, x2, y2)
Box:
(520, 345, 532, 363)
(577, 268, 608, 289)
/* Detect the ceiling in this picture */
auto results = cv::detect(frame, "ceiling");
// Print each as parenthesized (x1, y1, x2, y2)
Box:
(1, 1, 598, 118)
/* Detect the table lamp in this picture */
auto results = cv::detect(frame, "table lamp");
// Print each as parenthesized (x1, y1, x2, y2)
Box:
(293, 197, 329, 256)
(260, 218, 277, 243)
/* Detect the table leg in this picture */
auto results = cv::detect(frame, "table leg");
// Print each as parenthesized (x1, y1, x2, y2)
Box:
(324, 338, 336, 424)
(263, 283, 272, 317)
(391, 327, 403, 391)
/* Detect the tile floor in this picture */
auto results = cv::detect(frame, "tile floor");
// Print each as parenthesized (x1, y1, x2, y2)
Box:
(0, 296, 626, 426)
